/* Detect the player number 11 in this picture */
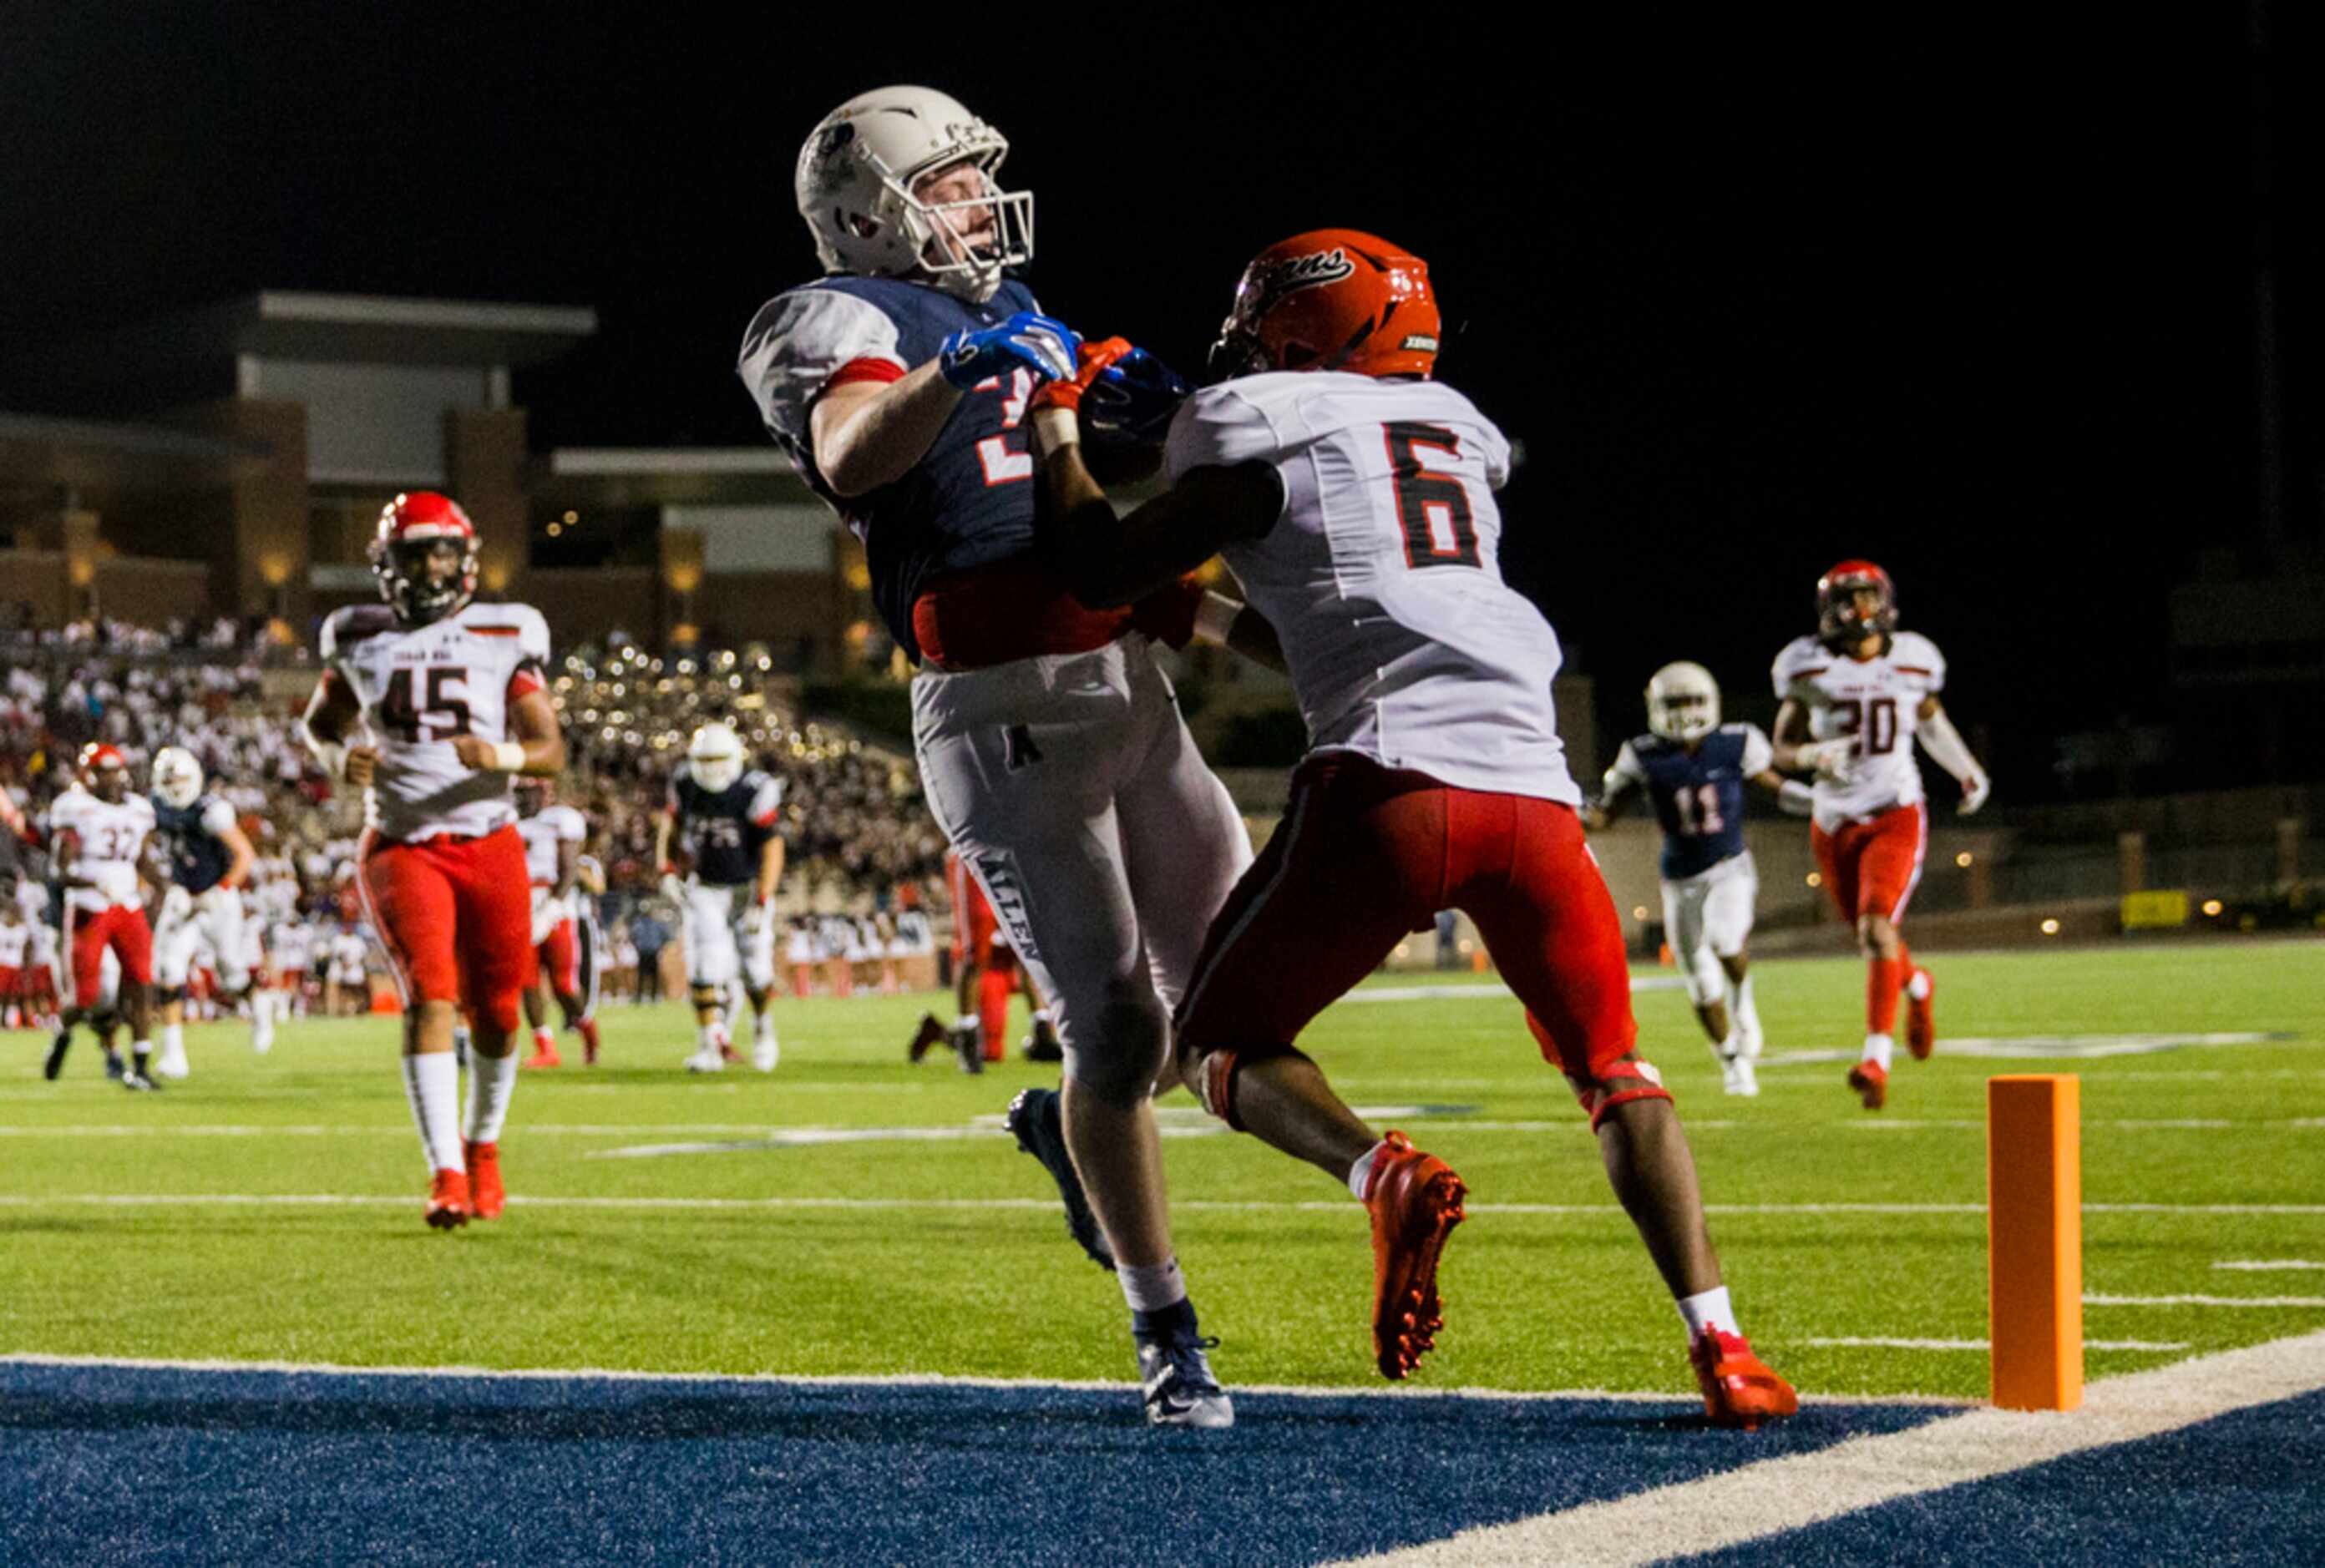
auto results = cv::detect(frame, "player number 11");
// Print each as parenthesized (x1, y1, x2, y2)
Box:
(1671, 783, 1725, 837)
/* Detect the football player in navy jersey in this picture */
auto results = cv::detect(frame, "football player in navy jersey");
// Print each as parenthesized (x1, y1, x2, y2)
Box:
(654, 721, 784, 1072)
(1589, 663, 1812, 1095)
(149, 746, 264, 1077)
(738, 85, 1285, 1430)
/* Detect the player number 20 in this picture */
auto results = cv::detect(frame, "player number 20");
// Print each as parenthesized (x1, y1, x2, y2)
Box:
(1833, 697, 1899, 756)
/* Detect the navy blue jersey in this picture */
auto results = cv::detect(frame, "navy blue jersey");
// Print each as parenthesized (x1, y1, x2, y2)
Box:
(668, 766, 783, 888)
(1608, 724, 1771, 880)
(152, 794, 239, 896)
(738, 275, 1046, 663)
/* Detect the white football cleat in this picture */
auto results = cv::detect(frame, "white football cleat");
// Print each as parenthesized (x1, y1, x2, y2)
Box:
(752, 1030, 778, 1072)
(154, 1041, 190, 1080)
(1720, 1054, 1760, 1097)
(683, 1047, 725, 1074)
(252, 1011, 275, 1056)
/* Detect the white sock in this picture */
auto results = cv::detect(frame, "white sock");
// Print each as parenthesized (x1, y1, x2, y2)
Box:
(1117, 1256, 1187, 1314)
(463, 1048, 520, 1145)
(697, 1015, 726, 1050)
(162, 1022, 184, 1054)
(755, 1012, 776, 1040)
(402, 1052, 465, 1174)
(1906, 969, 1932, 1001)
(533, 1026, 555, 1051)
(1863, 1032, 1896, 1070)
(1713, 1031, 1740, 1064)
(1347, 1138, 1391, 1201)
(954, 1014, 979, 1033)
(1733, 974, 1760, 1039)
(1677, 1285, 1739, 1340)
(1032, 1008, 1052, 1026)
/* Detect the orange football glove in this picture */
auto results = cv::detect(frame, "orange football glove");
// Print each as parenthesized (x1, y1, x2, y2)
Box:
(1029, 336, 1134, 416)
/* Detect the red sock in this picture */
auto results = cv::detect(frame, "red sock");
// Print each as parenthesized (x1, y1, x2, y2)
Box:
(1894, 942, 1917, 991)
(577, 1017, 600, 1056)
(1868, 955, 1904, 1034)
(979, 969, 1012, 1061)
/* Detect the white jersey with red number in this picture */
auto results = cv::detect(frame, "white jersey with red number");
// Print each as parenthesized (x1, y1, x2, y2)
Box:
(47, 788, 157, 913)
(1770, 630, 1948, 829)
(1162, 371, 1578, 804)
(0, 919, 30, 967)
(271, 920, 315, 974)
(517, 806, 587, 888)
(319, 602, 553, 842)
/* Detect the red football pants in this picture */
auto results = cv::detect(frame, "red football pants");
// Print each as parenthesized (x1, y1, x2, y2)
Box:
(359, 825, 535, 1032)
(70, 904, 152, 1004)
(1175, 753, 1638, 1089)
(1811, 803, 1928, 925)
(539, 918, 580, 999)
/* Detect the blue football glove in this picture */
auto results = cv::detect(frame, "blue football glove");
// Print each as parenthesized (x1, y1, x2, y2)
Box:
(1081, 346, 1193, 446)
(939, 311, 1081, 390)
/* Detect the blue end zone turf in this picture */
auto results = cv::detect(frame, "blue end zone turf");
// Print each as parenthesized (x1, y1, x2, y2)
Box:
(0, 1363, 1947, 1565)
(1683, 1388, 2325, 1567)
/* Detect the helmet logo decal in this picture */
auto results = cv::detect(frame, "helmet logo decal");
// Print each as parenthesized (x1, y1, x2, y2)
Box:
(1246, 248, 1355, 318)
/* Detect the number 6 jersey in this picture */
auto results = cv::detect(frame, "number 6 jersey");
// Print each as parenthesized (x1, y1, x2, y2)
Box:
(1770, 631, 1947, 828)
(318, 602, 553, 842)
(1163, 370, 1579, 804)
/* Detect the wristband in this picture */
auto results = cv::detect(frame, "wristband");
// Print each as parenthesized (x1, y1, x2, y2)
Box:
(489, 741, 527, 772)
(1031, 405, 1079, 450)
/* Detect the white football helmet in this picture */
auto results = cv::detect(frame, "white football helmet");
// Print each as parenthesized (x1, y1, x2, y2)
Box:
(687, 722, 746, 794)
(1646, 661, 1721, 742)
(153, 746, 204, 810)
(794, 85, 1033, 303)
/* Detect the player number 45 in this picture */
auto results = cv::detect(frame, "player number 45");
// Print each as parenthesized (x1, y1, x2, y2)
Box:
(378, 666, 473, 743)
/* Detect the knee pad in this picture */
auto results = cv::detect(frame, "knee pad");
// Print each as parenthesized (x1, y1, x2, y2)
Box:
(1682, 948, 1725, 1008)
(1569, 1058, 1674, 1132)
(1190, 1041, 1313, 1130)
(1060, 991, 1169, 1109)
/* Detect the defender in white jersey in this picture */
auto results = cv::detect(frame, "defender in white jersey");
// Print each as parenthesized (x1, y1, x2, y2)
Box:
(514, 781, 599, 1067)
(1770, 560, 1990, 1111)
(42, 746, 162, 1089)
(302, 490, 568, 1230)
(1016, 230, 1795, 1428)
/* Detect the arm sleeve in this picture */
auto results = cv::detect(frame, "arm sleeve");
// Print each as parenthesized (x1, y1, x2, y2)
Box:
(1741, 724, 1775, 775)
(747, 775, 784, 829)
(736, 288, 910, 447)
(1604, 741, 1646, 790)
(200, 798, 239, 837)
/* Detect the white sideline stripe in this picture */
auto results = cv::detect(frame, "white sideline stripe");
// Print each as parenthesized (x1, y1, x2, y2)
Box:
(0, 1350, 1971, 1407)
(4, 1193, 2325, 1217)
(2084, 1292, 2325, 1308)
(1844, 1118, 2298, 1131)
(1340, 979, 1684, 1003)
(1334, 1328, 2325, 1567)
(1760, 1032, 2287, 1065)
(2216, 1260, 2325, 1272)
(1796, 1336, 2189, 1353)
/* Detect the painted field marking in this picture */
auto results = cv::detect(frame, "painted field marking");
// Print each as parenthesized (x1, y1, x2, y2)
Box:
(2084, 1292, 2325, 1308)
(1760, 1032, 2292, 1065)
(1339, 979, 1684, 1004)
(1334, 1328, 2325, 1567)
(4, 1193, 2324, 1217)
(0, 1349, 1972, 1407)
(1796, 1336, 2187, 1353)
(2216, 1260, 2325, 1272)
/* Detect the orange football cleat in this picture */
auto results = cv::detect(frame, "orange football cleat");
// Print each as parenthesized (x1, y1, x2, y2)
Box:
(1688, 1328, 1798, 1429)
(1847, 1060, 1888, 1111)
(1906, 971, 1936, 1060)
(425, 1167, 471, 1231)
(523, 1045, 562, 1070)
(1364, 1131, 1467, 1380)
(466, 1141, 504, 1220)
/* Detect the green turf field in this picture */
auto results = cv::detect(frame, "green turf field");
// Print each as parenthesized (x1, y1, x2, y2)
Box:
(4, 941, 2320, 1400)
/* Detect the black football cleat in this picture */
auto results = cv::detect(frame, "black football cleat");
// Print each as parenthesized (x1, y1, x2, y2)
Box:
(908, 1014, 946, 1064)
(1005, 1086, 1115, 1271)
(43, 1031, 70, 1081)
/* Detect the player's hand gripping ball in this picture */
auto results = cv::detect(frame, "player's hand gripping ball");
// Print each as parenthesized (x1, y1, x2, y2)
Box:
(1081, 346, 1193, 448)
(940, 311, 1081, 389)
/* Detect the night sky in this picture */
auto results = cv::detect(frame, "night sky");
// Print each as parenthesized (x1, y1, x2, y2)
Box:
(3, 7, 2315, 794)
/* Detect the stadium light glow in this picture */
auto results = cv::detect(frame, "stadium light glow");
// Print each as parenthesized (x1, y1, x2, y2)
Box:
(1632, 906, 1649, 920)
(1806, 873, 1822, 888)
(1957, 852, 1973, 867)
(2202, 899, 2224, 917)
(2040, 918, 2061, 935)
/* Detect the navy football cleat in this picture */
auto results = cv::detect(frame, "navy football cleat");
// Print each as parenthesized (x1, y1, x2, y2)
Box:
(1005, 1086, 1115, 1271)
(1135, 1310, 1233, 1429)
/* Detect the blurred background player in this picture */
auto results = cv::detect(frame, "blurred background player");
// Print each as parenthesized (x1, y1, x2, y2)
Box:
(1771, 562, 1990, 1112)
(237, 889, 274, 1052)
(1016, 230, 1795, 1425)
(787, 913, 817, 998)
(656, 720, 783, 1072)
(745, 85, 1282, 1428)
(149, 745, 266, 1077)
(0, 883, 32, 1029)
(302, 490, 567, 1229)
(514, 780, 600, 1067)
(17, 874, 62, 1033)
(270, 913, 315, 1019)
(43, 745, 162, 1090)
(909, 846, 1057, 1070)
(1588, 662, 1811, 1096)
(326, 920, 372, 1016)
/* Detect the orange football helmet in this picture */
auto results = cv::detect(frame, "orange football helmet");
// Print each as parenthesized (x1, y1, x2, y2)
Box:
(1816, 559, 1899, 648)
(1208, 229, 1441, 381)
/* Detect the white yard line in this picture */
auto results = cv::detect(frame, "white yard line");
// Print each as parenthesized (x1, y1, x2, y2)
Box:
(2084, 1292, 2325, 1308)
(0, 1349, 1968, 1406)
(1794, 1336, 2188, 1353)
(1332, 1329, 2325, 1567)
(2, 1192, 2322, 1217)
(2216, 1260, 2325, 1272)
